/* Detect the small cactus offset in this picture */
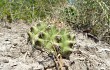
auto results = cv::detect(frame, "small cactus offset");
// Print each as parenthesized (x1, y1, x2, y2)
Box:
(28, 22, 75, 57)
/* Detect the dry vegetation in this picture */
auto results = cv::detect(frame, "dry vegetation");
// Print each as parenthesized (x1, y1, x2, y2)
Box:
(0, 0, 110, 43)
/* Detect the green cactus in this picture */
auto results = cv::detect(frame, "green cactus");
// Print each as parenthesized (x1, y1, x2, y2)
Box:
(28, 22, 75, 57)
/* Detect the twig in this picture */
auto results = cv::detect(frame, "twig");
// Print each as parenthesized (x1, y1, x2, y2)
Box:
(52, 45, 64, 70)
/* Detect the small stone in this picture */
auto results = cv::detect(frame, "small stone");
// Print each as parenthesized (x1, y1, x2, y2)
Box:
(21, 34, 25, 38)
(5, 39, 9, 41)
(13, 43, 18, 46)
(46, 69, 53, 70)
(2, 59, 9, 63)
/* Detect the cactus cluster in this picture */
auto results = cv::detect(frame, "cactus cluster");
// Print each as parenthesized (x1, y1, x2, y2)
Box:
(28, 22, 75, 57)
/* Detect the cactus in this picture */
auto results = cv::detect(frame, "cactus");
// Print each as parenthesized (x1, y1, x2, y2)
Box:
(28, 22, 75, 57)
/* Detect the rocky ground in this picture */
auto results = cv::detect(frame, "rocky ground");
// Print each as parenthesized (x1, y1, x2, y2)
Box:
(0, 22, 110, 70)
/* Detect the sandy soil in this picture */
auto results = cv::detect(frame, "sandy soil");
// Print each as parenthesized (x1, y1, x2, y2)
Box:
(0, 22, 110, 70)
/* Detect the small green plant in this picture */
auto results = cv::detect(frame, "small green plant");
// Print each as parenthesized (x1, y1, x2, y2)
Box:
(28, 22, 75, 70)
(28, 22, 75, 57)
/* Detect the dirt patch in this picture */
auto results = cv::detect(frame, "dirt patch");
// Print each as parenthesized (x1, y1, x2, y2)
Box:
(0, 22, 110, 70)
